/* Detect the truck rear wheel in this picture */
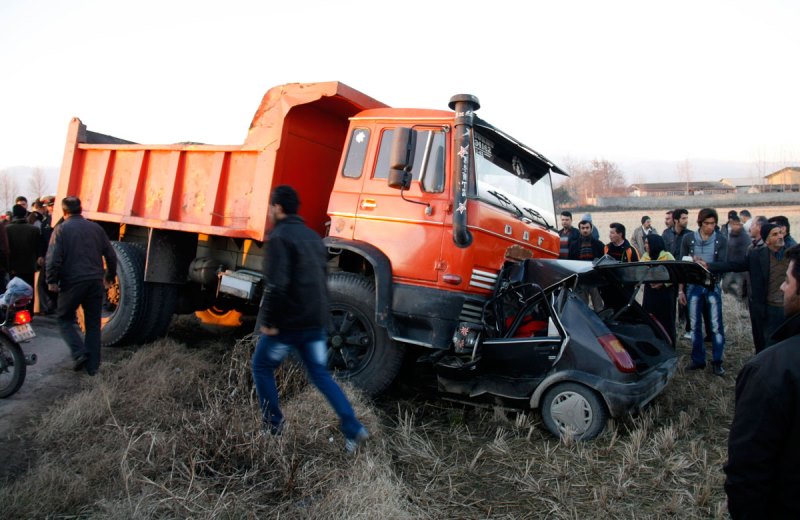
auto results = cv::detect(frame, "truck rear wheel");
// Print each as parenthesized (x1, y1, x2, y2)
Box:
(136, 283, 178, 343)
(327, 272, 404, 396)
(79, 242, 147, 347)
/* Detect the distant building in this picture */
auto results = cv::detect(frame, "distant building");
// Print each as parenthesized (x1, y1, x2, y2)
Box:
(628, 181, 736, 197)
(720, 177, 762, 194)
(765, 167, 800, 187)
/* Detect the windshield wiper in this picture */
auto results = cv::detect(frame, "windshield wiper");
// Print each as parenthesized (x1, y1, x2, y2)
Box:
(524, 207, 551, 229)
(486, 190, 523, 218)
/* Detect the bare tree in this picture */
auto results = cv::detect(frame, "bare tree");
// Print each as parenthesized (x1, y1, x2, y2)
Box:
(0, 169, 19, 212)
(559, 158, 626, 205)
(751, 147, 771, 187)
(28, 167, 50, 199)
(676, 159, 692, 195)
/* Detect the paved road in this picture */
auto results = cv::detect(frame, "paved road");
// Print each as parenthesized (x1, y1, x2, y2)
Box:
(0, 316, 77, 477)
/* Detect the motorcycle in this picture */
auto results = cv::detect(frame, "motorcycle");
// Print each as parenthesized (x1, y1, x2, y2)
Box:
(0, 295, 38, 398)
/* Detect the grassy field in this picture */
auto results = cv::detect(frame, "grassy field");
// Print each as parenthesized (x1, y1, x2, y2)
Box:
(580, 205, 800, 243)
(0, 295, 757, 519)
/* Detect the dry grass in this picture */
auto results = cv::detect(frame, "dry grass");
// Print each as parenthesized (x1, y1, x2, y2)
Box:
(0, 297, 754, 519)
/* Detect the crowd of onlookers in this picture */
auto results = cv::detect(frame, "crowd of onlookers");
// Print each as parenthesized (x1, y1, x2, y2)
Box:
(0, 194, 58, 314)
(558, 207, 796, 375)
(559, 207, 800, 517)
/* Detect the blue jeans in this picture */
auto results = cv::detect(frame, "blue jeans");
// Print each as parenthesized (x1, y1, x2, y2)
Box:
(251, 328, 363, 439)
(687, 284, 725, 365)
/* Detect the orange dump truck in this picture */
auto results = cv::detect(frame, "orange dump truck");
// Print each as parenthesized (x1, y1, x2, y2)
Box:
(57, 81, 565, 393)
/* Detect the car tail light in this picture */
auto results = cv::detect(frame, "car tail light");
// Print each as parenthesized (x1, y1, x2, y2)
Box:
(597, 333, 636, 373)
(14, 310, 31, 325)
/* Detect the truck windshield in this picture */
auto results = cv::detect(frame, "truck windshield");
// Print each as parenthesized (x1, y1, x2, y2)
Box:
(473, 130, 556, 229)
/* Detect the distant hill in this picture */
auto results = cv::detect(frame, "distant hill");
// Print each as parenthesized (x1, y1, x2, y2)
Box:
(554, 157, 774, 185)
(618, 159, 762, 184)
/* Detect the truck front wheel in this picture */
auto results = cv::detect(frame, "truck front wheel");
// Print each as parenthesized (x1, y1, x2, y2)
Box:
(327, 272, 404, 396)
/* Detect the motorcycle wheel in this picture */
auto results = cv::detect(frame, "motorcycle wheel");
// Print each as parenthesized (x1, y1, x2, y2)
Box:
(0, 334, 25, 398)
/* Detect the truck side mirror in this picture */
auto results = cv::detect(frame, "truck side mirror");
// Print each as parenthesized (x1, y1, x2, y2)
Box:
(387, 128, 417, 190)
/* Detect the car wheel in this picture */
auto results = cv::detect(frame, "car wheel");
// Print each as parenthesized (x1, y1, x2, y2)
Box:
(541, 382, 608, 440)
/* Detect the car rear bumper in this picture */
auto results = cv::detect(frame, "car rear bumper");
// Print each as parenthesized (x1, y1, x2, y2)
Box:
(594, 357, 678, 417)
(530, 357, 678, 418)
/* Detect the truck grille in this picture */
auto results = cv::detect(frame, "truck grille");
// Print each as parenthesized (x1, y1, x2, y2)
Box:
(469, 268, 498, 291)
(459, 300, 485, 324)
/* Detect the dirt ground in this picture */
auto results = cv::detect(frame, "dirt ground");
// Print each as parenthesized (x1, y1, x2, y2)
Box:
(0, 318, 131, 481)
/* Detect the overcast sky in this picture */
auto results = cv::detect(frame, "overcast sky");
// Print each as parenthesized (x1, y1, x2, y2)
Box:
(1, 0, 798, 176)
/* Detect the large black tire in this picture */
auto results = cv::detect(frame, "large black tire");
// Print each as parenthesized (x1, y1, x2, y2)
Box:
(135, 283, 178, 343)
(79, 242, 147, 347)
(0, 335, 25, 398)
(541, 382, 609, 441)
(327, 272, 404, 396)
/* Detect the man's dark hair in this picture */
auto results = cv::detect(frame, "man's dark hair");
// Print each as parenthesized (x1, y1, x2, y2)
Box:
(578, 219, 593, 229)
(11, 204, 26, 219)
(270, 185, 300, 215)
(787, 244, 800, 295)
(666, 209, 673, 215)
(15, 195, 27, 204)
(672, 208, 688, 221)
(739, 209, 751, 218)
(641, 215, 651, 225)
(610, 222, 626, 238)
(560, 211, 573, 219)
(728, 215, 740, 223)
(754, 216, 769, 227)
(697, 208, 718, 226)
(768, 215, 790, 234)
(62, 196, 82, 215)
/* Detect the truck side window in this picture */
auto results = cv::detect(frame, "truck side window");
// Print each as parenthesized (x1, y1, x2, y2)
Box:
(342, 128, 370, 178)
(419, 131, 445, 193)
(374, 128, 445, 193)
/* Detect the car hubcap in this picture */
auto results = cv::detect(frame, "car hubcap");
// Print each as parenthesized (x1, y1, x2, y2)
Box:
(550, 391, 592, 434)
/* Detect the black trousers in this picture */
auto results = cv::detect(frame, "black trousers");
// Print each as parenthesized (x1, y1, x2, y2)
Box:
(37, 269, 57, 314)
(56, 280, 104, 374)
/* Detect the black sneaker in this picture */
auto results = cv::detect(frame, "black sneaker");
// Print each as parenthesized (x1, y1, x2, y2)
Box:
(73, 354, 89, 372)
(712, 364, 725, 377)
(685, 361, 706, 371)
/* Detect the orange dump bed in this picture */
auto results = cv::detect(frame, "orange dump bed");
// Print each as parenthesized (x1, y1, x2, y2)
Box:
(56, 82, 387, 240)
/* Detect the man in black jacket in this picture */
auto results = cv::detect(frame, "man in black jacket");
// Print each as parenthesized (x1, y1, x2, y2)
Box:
(724, 244, 800, 519)
(251, 185, 368, 453)
(6, 204, 40, 312)
(570, 220, 605, 309)
(45, 197, 117, 376)
(568, 220, 604, 261)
